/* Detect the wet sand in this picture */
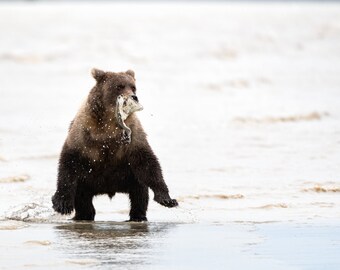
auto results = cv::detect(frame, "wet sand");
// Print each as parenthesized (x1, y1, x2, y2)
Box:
(0, 220, 339, 270)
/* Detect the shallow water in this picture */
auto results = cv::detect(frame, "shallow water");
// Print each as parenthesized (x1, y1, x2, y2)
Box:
(0, 1, 340, 268)
(1, 1, 340, 225)
(0, 3, 340, 225)
(0, 221, 339, 270)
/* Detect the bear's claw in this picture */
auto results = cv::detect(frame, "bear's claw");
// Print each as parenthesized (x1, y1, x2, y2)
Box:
(154, 195, 178, 208)
(52, 194, 74, 215)
(160, 199, 178, 208)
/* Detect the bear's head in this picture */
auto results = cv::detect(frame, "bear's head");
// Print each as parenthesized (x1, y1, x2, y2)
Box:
(89, 68, 143, 143)
(91, 68, 138, 108)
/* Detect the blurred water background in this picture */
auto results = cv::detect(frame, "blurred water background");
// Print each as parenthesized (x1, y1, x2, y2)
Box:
(0, 1, 339, 269)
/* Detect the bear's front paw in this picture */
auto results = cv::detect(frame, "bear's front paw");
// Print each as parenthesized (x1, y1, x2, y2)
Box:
(154, 194, 179, 208)
(52, 193, 74, 215)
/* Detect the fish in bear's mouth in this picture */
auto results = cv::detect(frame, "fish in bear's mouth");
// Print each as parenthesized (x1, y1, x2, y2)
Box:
(115, 94, 143, 143)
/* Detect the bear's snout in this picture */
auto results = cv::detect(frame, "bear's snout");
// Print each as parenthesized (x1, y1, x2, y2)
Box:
(131, 95, 139, 103)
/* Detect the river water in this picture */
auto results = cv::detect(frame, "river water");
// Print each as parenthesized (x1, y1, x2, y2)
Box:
(0, 2, 339, 269)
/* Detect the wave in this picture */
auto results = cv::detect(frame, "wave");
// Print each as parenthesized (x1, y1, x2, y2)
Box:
(24, 240, 52, 246)
(0, 52, 65, 64)
(4, 202, 65, 222)
(252, 203, 288, 209)
(310, 202, 335, 208)
(0, 220, 29, 230)
(0, 174, 30, 183)
(65, 259, 99, 266)
(233, 111, 329, 124)
(178, 193, 244, 202)
(303, 185, 340, 193)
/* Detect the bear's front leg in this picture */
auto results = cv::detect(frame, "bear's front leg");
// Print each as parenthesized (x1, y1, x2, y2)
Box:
(129, 145, 178, 208)
(52, 191, 74, 215)
(52, 147, 80, 215)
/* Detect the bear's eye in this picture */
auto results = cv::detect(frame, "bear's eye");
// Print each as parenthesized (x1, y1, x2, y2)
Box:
(131, 86, 136, 92)
(116, 84, 125, 90)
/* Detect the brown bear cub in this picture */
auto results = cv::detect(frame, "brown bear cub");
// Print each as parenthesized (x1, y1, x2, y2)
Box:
(52, 68, 178, 221)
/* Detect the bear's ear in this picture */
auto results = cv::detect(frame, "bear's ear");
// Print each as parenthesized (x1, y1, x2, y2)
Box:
(126, 70, 135, 79)
(91, 68, 106, 82)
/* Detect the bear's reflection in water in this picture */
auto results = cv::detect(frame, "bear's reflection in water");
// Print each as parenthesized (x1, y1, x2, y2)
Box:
(54, 222, 177, 267)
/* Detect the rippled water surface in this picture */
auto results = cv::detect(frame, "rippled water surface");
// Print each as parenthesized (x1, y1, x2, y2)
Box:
(0, 2, 340, 269)
(1, 221, 339, 270)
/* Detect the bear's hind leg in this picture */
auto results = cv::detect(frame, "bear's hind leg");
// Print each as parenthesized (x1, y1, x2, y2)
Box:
(73, 189, 95, 221)
(128, 183, 149, 222)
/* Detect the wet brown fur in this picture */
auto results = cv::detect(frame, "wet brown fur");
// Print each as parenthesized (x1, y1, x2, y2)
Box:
(52, 69, 178, 221)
